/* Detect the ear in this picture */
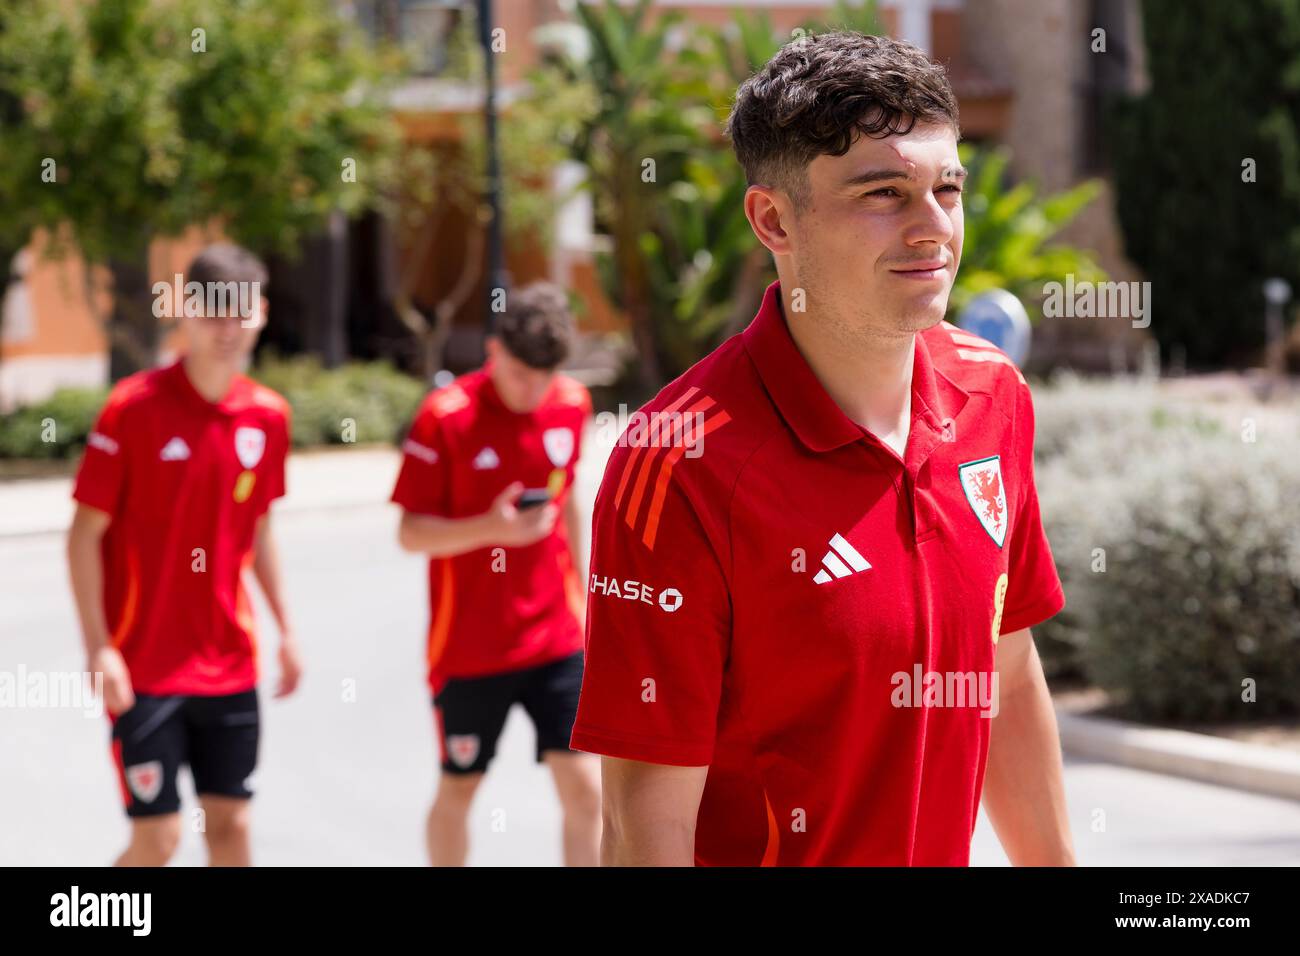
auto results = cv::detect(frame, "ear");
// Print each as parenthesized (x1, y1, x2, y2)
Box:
(743, 185, 795, 257)
(244, 295, 269, 332)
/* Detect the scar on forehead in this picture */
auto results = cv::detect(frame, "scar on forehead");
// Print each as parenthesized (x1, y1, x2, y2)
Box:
(884, 141, 913, 170)
(884, 143, 963, 181)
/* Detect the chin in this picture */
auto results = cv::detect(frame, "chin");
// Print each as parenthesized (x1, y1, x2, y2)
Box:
(893, 302, 947, 332)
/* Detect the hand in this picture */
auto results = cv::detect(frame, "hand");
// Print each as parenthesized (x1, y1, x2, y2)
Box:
(275, 633, 304, 699)
(482, 482, 558, 548)
(89, 646, 134, 716)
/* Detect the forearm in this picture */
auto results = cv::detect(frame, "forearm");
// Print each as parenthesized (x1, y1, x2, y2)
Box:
(399, 511, 497, 557)
(602, 816, 696, 866)
(981, 674, 1076, 866)
(67, 529, 112, 656)
(601, 759, 706, 866)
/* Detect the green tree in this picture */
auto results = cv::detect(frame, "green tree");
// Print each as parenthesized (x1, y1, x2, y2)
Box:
(0, 0, 404, 380)
(399, 6, 596, 379)
(953, 144, 1104, 321)
(514, 0, 1101, 386)
(1108, 0, 1300, 367)
(546, 0, 710, 388)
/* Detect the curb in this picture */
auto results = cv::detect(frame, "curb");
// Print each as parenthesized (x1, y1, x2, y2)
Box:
(1058, 712, 1300, 802)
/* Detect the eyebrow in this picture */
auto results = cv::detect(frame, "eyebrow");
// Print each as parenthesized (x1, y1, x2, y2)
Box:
(841, 165, 968, 188)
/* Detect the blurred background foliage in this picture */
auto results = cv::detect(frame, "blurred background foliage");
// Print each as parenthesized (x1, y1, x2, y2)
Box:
(490, 0, 1105, 393)
(0, 354, 425, 458)
(1107, 0, 1300, 368)
(950, 144, 1104, 320)
(0, 0, 413, 379)
(1032, 376, 1300, 721)
(250, 353, 425, 447)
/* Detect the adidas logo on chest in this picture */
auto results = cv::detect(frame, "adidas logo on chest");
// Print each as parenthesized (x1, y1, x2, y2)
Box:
(812, 533, 871, 584)
(160, 437, 191, 462)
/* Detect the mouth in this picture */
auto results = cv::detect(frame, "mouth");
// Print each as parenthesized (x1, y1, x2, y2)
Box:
(889, 260, 949, 282)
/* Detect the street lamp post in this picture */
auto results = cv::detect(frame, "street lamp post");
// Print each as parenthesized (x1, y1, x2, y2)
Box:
(1263, 277, 1292, 381)
(477, 0, 505, 340)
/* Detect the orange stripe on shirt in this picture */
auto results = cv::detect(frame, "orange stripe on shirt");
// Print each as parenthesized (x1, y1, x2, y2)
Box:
(761, 790, 781, 866)
(110, 737, 131, 808)
(111, 547, 141, 649)
(613, 387, 700, 512)
(426, 558, 456, 674)
(625, 395, 715, 533)
(642, 408, 731, 551)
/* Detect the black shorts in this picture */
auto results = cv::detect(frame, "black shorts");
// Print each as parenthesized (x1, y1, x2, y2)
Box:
(109, 690, 260, 818)
(433, 651, 584, 775)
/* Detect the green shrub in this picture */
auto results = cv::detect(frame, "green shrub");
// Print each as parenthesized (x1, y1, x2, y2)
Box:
(1032, 376, 1218, 680)
(252, 354, 425, 448)
(1073, 432, 1299, 721)
(0, 357, 427, 461)
(1031, 378, 1300, 719)
(1107, 0, 1300, 367)
(1032, 373, 1225, 462)
(0, 387, 108, 459)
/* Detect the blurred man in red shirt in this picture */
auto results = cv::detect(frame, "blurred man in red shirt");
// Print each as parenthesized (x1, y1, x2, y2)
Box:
(68, 243, 299, 867)
(393, 282, 600, 866)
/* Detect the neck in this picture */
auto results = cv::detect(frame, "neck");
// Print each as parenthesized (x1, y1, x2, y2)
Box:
(182, 354, 239, 404)
(780, 284, 915, 444)
(485, 367, 519, 414)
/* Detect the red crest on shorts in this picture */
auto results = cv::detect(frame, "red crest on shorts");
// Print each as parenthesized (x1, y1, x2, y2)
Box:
(447, 734, 480, 769)
(126, 760, 163, 803)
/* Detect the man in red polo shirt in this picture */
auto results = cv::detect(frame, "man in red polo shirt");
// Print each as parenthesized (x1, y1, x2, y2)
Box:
(393, 281, 600, 866)
(571, 33, 1075, 866)
(67, 243, 298, 867)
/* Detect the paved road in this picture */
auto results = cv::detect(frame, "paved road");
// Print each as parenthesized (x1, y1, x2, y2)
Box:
(4, 495, 1300, 865)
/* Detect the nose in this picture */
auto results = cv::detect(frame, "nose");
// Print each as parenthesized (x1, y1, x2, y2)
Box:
(902, 188, 955, 249)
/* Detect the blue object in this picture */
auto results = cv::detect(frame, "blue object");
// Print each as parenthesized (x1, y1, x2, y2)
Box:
(956, 290, 1031, 367)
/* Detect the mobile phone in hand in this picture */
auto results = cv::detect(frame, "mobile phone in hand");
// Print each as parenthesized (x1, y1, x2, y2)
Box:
(517, 488, 552, 510)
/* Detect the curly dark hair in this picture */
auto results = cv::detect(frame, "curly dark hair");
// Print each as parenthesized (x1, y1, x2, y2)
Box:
(725, 32, 960, 208)
(497, 281, 575, 370)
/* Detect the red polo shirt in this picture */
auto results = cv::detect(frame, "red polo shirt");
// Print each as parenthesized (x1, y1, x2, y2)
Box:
(391, 367, 591, 691)
(73, 360, 291, 697)
(571, 280, 1065, 866)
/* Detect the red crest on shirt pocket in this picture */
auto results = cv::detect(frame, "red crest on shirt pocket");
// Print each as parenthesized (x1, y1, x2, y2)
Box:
(542, 427, 575, 468)
(958, 455, 1008, 548)
(235, 426, 266, 469)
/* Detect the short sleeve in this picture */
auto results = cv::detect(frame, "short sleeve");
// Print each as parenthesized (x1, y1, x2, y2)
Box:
(999, 382, 1066, 635)
(391, 402, 451, 517)
(569, 448, 731, 766)
(554, 378, 593, 474)
(262, 407, 291, 508)
(569, 385, 593, 467)
(72, 392, 131, 518)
